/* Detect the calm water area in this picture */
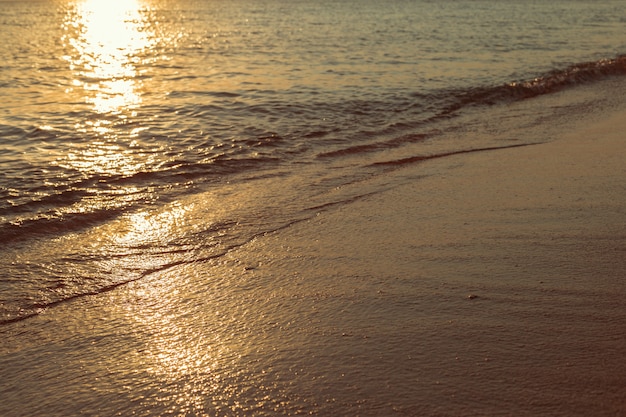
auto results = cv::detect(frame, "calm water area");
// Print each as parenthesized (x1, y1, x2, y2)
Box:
(1, 0, 625, 415)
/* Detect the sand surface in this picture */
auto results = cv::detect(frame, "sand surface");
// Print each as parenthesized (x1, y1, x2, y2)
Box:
(220, 108, 626, 415)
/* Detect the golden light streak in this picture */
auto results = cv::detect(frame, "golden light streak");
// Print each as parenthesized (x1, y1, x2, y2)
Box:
(62, 0, 151, 115)
(59, 0, 156, 177)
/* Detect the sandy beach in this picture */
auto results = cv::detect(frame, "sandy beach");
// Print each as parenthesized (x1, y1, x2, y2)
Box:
(2, 98, 625, 416)
(2, 1, 626, 415)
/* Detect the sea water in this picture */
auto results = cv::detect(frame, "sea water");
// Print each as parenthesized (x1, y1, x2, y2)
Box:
(0, 0, 625, 415)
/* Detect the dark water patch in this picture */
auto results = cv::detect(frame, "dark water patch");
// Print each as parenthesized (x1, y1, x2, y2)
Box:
(0, 152, 285, 245)
(0, 206, 131, 245)
(303, 130, 333, 139)
(0, 188, 88, 215)
(0, 123, 27, 137)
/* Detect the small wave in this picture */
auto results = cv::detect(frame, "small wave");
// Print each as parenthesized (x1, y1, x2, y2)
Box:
(23, 125, 61, 140)
(241, 133, 285, 148)
(315, 55, 625, 162)
(0, 188, 88, 216)
(303, 130, 333, 139)
(0, 206, 129, 244)
(317, 132, 433, 158)
(112, 154, 283, 184)
(0, 152, 284, 244)
(443, 55, 626, 114)
(0, 124, 28, 137)
(168, 89, 242, 98)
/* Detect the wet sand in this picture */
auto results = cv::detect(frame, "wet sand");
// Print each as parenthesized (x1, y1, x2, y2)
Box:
(222, 108, 626, 415)
(2, 108, 625, 416)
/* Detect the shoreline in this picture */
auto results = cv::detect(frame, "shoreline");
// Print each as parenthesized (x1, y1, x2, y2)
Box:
(2, 104, 625, 416)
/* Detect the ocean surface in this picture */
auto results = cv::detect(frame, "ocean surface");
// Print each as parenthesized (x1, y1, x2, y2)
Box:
(1, 0, 625, 415)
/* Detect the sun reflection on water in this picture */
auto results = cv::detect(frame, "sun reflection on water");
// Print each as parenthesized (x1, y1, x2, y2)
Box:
(62, 0, 152, 116)
(58, 0, 158, 179)
(118, 202, 192, 247)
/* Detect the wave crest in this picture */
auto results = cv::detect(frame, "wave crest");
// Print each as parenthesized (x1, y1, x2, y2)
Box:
(507, 55, 626, 97)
